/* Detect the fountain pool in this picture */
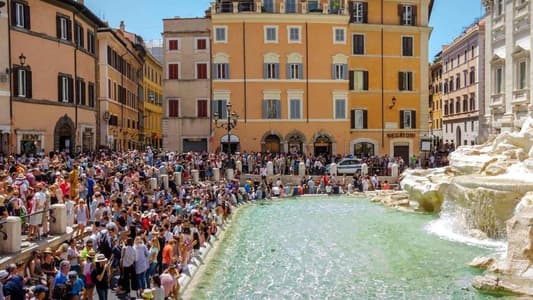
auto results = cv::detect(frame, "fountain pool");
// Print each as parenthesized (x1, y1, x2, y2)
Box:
(189, 197, 507, 299)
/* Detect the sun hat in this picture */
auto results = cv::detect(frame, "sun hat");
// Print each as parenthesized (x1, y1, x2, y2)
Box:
(16, 173, 25, 180)
(94, 254, 108, 263)
(43, 247, 53, 254)
(141, 288, 154, 299)
(87, 250, 96, 258)
(0, 270, 9, 280)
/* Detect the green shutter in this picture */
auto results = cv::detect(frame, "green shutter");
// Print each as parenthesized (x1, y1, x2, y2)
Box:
(363, 110, 368, 129)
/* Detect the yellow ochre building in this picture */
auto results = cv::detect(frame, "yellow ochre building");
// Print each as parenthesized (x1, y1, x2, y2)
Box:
(210, 0, 433, 161)
(143, 51, 163, 148)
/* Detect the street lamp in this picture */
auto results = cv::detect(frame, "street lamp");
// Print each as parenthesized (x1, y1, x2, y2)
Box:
(389, 96, 397, 109)
(213, 102, 239, 157)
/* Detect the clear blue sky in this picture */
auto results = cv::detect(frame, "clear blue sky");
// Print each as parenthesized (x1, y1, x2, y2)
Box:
(85, 0, 485, 61)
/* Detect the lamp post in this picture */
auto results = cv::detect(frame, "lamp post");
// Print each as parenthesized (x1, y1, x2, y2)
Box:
(213, 102, 239, 157)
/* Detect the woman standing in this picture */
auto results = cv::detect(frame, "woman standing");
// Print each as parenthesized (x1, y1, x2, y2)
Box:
(134, 237, 150, 292)
(120, 237, 138, 295)
(91, 254, 111, 300)
(74, 199, 89, 237)
(148, 237, 160, 279)
(81, 250, 96, 300)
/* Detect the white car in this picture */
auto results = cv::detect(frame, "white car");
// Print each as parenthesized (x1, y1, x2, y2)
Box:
(327, 158, 362, 175)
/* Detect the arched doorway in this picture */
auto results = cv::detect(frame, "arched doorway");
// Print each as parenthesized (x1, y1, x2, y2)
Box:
(286, 131, 305, 155)
(263, 134, 281, 153)
(220, 134, 240, 154)
(456, 126, 462, 147)
(54, 115, 75, 154)
(314, 135, 332, 156)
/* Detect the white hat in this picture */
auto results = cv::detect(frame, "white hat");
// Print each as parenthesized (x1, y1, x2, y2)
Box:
(0, 270, 9, 280)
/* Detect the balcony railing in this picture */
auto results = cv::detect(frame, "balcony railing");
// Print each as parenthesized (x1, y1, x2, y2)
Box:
(238, 1, 256, 12)
(212, 0, 348, 15)
(512, 89, 530, 105)
(217, 1, 234, 13)
(515, 1, 529, 18)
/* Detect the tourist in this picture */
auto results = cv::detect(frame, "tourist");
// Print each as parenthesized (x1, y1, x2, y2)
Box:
(134, 236, 150, 292)
(66, 270, 84, 300)
(0, 270, 8, 300)
(29, 285, 48, 300)
(148, 237, 160, 279)
(74, 198, 89, 237)
(91, 254, 111, 300)
(119, 237, 137, 295)
(3, 265, 25, 300)
(81, 250, 96, 300)
(52, 260, 71, 299)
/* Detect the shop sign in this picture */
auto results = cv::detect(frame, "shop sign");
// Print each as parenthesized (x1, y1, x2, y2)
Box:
(387, 132, 416, 138)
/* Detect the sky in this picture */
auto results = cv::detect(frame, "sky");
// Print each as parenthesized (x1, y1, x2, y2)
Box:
(85, 0, 485, 61)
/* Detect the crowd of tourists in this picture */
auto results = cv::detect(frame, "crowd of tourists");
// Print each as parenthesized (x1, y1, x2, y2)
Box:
(0, 148, 427, 299)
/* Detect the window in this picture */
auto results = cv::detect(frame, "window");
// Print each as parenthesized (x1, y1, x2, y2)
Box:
(334, 99, 346, 119)
(264, 26, 278, 43)
(288, 26, 301, 43)
(349, 70, 369, 91)
(88, 82, 95, 107)
(213, 63, 230, 79)
(444, 102, 448, 115)
(87, 31, 96, 54)
(264, 63, 280, 79)
(168, 99, 180, 117)
(351, 109, 368, 129)
(196, 38, 207, 50)
(449, 101, 454, 114)
(495, 0, 504, 16)
(264, 0, 275, 12)
(332, 64, 348, 80)
(168, 63, 179, 80)
(517, 60, 528, 90)
(350, 2, 368, 23)
(285, 0, 297, 13)
(449, 78, 454, 92)
(197, 99, 208, 117)
(398, 71, 413, 91)
(196, 63, 208, 79)
(307, 0, 320, 12)
(263, 99, 281, 119)
(402, 36, 413, 56)
(287, 63, 303, 79)
(74, 22, 84, 48)
(469, 93, 475, 111)
(168, 39, 179, 51)
(58, 74, 73, 103)
(471, 121, 474, 132)
(57, 16, 71, 41)
(462, 96, 468, 112)
(212, 100, 227, 119)
(13, 68, 31, 98)
(12, 2, 30, 29)
(400, 110, 416, 129)
(334, 28, 346, 44)
(456, 98, 460, 113)
(495, 66, 504, 94)
(399, 4, 416, 25)
(352, 34, 365, 55)
(76, 78, 86, 105)
(214, 26, 227, 43)
(456, 74, 461, 90)
(469, 68, 475, 85)
(289, 99, 301, 119)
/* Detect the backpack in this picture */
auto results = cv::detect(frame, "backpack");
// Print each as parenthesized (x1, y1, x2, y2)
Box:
(98, 233, 112, 258)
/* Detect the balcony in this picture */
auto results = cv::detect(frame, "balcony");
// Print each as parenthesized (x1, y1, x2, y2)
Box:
(211, 0, 348, 16)
(512, 89, 530, 106)
(515, 1, 530, 19)
(492, 13, 505, 31)
(490, 94, 505, 111)
(216, 1, 234, 13)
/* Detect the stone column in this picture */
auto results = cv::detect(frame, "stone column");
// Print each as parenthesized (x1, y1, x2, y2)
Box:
(391, 163, 399, 178)
(213, 168, 220, 182)
(50, 204, 67, 235)
(267, 161, 274, 176)
(191, 170, 199, 184)
(361, 163, 368, 176)
(226, 168, 234, 181)
(298, 162, 306, 177)
(330, 163, 337, 176)
(174, 172, 182, 186)
(161, 174, 169, 191)
(0, 216, 21, 253)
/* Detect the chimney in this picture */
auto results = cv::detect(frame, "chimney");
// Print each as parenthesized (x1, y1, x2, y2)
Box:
(119, 20, 125, 32)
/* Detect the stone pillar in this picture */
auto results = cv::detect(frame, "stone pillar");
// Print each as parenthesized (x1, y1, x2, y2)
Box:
(0, 216, 21, 253)
(50, 204, 67, 235)
(267, 161, 274, 176)
(298, 162, 306, 177)
(233, 1, 238, 13)
(226, 168, 234, 181)
(149, 178, 157, 191)
(213, 168, 220, 182)
(391, 163, 399, 178)
(191, 170, 199, 184)
(174, 172, 182, 186)
(361, 163, 368, 176)
(161, 174, 169, 191)
(329, 163, 337, 176)
(236, 160, 242, 174)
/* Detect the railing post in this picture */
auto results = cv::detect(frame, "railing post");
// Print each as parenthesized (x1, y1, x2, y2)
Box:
(299, 161, 306, 177)
(256, 1, 262, 12)
(361, 163, 368, 176)
(0, 217, 21, 254)
(174, 172, 182, 186)
(149, 177, 158, 191)
(392, 163, 400, 178)
(191, 170, 199, 184)
(235, 160, 242, 174)
(267, 161, 274, 176)
(226, 168, 235, 181)
(161, 174, 169, 191)
(213, 168, 220, 182)
(233, 1, 239, 13)
(50, 204, 67, 235)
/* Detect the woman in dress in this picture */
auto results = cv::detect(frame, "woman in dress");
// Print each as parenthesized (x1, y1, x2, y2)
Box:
(74, 198, 89, 237)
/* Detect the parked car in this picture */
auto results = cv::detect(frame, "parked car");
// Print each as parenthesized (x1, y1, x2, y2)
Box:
(326, 158, 362, 175)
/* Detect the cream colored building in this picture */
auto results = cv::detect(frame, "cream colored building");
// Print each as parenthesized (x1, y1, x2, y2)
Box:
(0, 0, 10, 154)
(162, 17, 211, 152)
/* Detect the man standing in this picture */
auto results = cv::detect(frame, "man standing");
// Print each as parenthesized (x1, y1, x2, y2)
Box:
(2, 267, 24, 300)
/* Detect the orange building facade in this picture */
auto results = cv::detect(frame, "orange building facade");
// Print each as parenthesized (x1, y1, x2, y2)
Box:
(7, 0, 103, 154)
(210, 0, 433, 161)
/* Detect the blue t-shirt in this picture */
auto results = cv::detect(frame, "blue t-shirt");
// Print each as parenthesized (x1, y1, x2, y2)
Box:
(70, 278, 84, 295)
(53, 272, 68, 287)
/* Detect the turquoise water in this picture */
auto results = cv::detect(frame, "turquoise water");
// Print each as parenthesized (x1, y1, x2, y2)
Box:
(191, 197, 505, 300)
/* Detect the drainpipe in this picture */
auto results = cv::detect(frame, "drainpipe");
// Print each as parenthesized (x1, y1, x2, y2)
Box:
(380, 0, 385, 148)
(73, 11, 78, 153)
(6, 0, 13, 153)
(209, 30, 213, 152)
(305, 21, 309, 123)
(242, 21, 247, 122)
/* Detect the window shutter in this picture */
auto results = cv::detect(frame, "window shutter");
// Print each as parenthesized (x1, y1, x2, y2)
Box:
(362, 2, 368, 23)
(80, 26, 84, 47)
(350, 109, 355, 129)
(274, 63, 280, 79)
(331, 64, 336, 79)
(68, 77, 74, 103)
(12, 68, 19, 96)
(398, 72, 404, 91)
(363, 110, 368, 128)
(26, 70, 32, 99)
(74, 24, 79, 45)
(225, 63, 230, 79)
(398, 4, 404, 24)
(212, 64, 217, 79)
(24, 4, 30, 29)
(10, 3, 16, 26)
(262, 100, 267, 119)
(263, 63, 268, 79)
(67, 19, 72, 41)
(286, 64, 290, 79)
(412, 5, 417, 25)
(298, 63, 303, 79)
(363, 71, 369, 90)
(56, 16, 61, 39)
(399, 110, 404, 128)
(349, 70, 354, 90)
(82, 81, 86, 105)
(275, 100, 281, 118)
(57, 75, 63, 102)
(412, 110, 416, 128)
(408, 72, 413, 90)
(211, 101, 217, 117)
(342, 64, 348, 80)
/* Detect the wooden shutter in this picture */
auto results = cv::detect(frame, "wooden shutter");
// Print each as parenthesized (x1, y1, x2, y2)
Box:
(225, 63, 230, 79)
(12, 68, 19, 96)
(80, 26, 84, 47)
(363, 110, 368, 128)
(363, 71, 369, 90)
(82, 81, 86, 105)
(74, 24, 79, 45)
(274, 63, 280, 79)
(408, 72, 413, 90)
(398, 72, 404, 91)
(399, 110, 404, 128)
(24, 4, 30, 29)
(331, 64, 336, 79)
(89, 83, 94, 107)
(412, 5, 417, 25)
(67, 19, 72, 41)
(362, 2, 368, 23)
(263, 63, 268, 79)
(350, 109, 355, 129)
(349, 70, 355, 90)
(298, 63, 303, 79)
(58, 75, 62, 101)
(342, 64, 348, 79)
(398, 4, 404, 24)
(10, 3, 16, 26)
(262, 100, 268, 119)
(26, 70, 32, 99)
(56, 16, 61, 38)
(286, 64, 291, 79)
(411, 110, 416, 128)
(275, 100, 281, 118)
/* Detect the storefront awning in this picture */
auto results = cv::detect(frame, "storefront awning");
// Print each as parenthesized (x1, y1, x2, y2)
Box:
(221, 134, 240, 143)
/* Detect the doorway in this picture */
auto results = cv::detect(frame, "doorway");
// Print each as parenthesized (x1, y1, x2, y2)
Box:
(314, 135, 332, 156)
(54, 115, 75, 154)
(393, 145, 409, 164)
(455, 126, 462, 147)
(263, 134, 281, 153)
